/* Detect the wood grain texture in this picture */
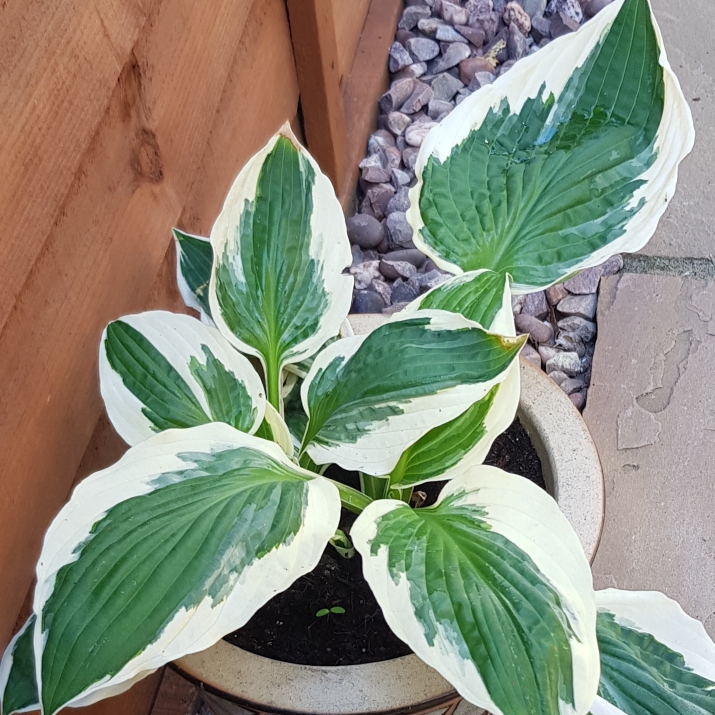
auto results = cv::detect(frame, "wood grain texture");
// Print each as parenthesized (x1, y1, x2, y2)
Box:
(342, 0, 403, 206)
(149, 669, 200, 715)
(0, 0, 301, 657)
(286, 0, 349, 196)
(331, 0, 372, 87)
(0, 0, 157, 334)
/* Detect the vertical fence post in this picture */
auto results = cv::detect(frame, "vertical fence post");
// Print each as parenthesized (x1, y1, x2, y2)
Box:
(286, 0, 350, 199)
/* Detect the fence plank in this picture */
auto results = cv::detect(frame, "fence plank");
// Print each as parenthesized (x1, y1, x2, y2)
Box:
(331, 0, 372, 87)
(286, 0, 349, 196)
(0, 0, 300, 654)
(0, 0, 157, 334)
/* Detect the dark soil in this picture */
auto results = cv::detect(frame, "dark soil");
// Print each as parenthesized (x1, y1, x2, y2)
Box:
(225, 418, 545, 666)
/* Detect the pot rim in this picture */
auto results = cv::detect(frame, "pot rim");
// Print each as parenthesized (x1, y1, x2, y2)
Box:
(176, 317, 604, 715)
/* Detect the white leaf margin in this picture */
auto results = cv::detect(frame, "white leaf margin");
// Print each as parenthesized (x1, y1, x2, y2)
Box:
(208, 123, 353, 369)
(32, 424, 340, 713)
(99, 310, 266, 446)
(301, 310, 524, 475)
(407, 0, 694, 292)
(352, 466, 600, 715)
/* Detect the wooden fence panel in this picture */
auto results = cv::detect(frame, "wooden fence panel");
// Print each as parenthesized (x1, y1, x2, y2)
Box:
(331, 0, 372, 88)
(0, 0, 157, 334)
(0, 0, 299, 656)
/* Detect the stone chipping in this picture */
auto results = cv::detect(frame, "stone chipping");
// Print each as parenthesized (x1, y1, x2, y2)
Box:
(347, 0, 617, 411)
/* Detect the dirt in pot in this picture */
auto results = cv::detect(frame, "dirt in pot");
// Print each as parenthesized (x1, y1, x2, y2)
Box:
(225, 418, 545, 666)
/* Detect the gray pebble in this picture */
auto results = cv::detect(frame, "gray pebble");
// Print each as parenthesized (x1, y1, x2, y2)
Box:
(368, 130, 396, 154)
(386, 212, 415, 248)
(558, 315, 597, 342)
(351, 244, 365, 266)
(384, 248, 426, 267)
(387, 112, 412, 136)
(391, 62, 429, 81)
(430, 72, 465, 101)
(515, 313, 553, 344)
(400, 80, 434, 114)
(391, 281, 420, 304)
(380, 259, 417, 280)
(503, 2, 531, 33)
(389, 42, 414, 73)
(511, 294, 526, 315)
(361, 166, 392, 184)
(530, 14, 551, 42)
(547, 0, 583, 23)
(417, 269, 451, 291)
(521, 291, 549, 319)
(428, 99, 454, 119)
(431, 43, 472, 73)
(387, 187, 411, 215)
(522, 0, 547, 16)
(399, 5, 432, 30)
(379, 78, 415, 113)
(454, 24, 486, 46)
(405, 121, 438, 147)
(546, 351, 582, 377)
(361, 184, 396, 220)
(417, 18, 446, 37)
(547, 369, 570, 385)
(559, 377, 585, 396)
(557, 293, 597, 320)
(406, 37, 441, 62)
(353, 290, 386, 314)
(550, 11, 580, 37)
(545, 283, 568, 305)
(564, 266, 603, 294)
(459, 56, 496, 84)
(455, 88, 473, 105)
(384, 145, 402, 169)
(599, 253, 623, 277)
(403, 147, 420, 170)
(585, 0, 613, 16)
(498, 59, 517, 76)
(391, 168, 413, 188)
(569, 390, 586, 411)
(350, 260, 381, 290)
(395, 29, 416, 47)
(468, 71, 496, 90)
(507, 21, 529, 60)
(539, 345, 559, 367)
(369, 278, 393, 306)
(555, 333, 586, 357)
(436, 25, 469, 42)
(383, 301, 410, 315)
(346, 214, 385, 249)
(442, 0, 469, 25)
(521, 343, 542, 368)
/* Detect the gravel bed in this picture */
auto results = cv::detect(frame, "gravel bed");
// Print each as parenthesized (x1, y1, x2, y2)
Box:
(347, 0, 619, 411)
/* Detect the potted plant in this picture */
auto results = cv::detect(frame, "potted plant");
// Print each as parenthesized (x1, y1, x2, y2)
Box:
(2, 2, 713, 715)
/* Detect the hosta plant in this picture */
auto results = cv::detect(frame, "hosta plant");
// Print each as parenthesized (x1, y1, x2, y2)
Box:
(2, 1, 713, 714)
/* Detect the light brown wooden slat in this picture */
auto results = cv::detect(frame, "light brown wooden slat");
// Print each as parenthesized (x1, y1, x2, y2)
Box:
(286, 0, 350, 196)
(0, 0, 158, 334)
(0, 0, 298, 651)
(148, 668, 199, 715)
(331, 0, 372, 87)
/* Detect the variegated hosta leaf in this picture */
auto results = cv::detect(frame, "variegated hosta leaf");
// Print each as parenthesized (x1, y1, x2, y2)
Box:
(590, 589, 715, 715)
(352, 467, 599, 715)
(392, 271, 519, 486)
(100, 311, 265, 445)
(32, 424, 340, 715)
(209, 125, 353, 407)
(0, 617, 38, 715)
(405, 270, 515, 335)
(173, 228, 213, 322)
(254, 402, 294, 457)
(408, 0, 694, 292)
(301, 310, 525, 475)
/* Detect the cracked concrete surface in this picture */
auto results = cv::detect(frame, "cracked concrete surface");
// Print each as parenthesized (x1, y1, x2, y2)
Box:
(584, 274, 715, 636)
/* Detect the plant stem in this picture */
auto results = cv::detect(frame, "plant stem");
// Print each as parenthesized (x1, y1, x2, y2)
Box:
(266, 360, 282, 413)
(299, 451, 320, 473)
(359, 473, 390, 500)
(327, 479, 373, 515)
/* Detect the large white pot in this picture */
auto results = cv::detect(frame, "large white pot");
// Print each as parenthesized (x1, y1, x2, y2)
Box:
(176, 316, 604, 715)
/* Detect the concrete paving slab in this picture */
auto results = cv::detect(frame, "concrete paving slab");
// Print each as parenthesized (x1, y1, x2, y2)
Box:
(638, 0, 715, 260)
(584, 273, 715, 637)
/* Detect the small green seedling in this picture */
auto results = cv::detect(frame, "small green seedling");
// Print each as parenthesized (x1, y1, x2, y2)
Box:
(315, 607, 345, 618)
(328, 529, 354, 559)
